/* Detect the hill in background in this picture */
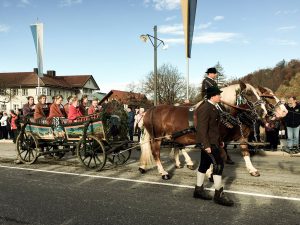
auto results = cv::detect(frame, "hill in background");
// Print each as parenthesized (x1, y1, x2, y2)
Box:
(230, 59, 300, 99)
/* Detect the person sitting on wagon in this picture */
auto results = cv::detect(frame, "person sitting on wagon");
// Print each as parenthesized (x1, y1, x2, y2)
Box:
(47, 95, 66, 123)
(88, 98, 101, 115)
(34, 95, 49, 123)
(79, 94, 89, 116)
(64, 96, 72, 115)
(22, 96, 35, 119)
(68, 95, 83, 123)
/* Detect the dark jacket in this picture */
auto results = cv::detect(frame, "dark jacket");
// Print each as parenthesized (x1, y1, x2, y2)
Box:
(128, 111, 135, 126)
(201, 77, 218, 99)
(22, 103, 35, 118)
(196, 101, 221, 149)
(284, 103, 300, 128)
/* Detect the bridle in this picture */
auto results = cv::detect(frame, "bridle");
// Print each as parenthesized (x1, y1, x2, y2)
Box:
(260, 94, 285, 116)
(220, 90, 265, 141)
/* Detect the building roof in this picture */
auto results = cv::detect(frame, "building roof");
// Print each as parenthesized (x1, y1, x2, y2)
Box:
(0, 71, 99, 90)
(99, 89, 147, 104)
(93, 92, 107, 101)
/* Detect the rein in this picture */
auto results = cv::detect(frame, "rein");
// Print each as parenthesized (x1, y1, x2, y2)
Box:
(221, 100, 251, 112)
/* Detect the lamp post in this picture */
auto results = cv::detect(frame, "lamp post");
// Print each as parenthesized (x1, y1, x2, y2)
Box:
(140, 25, 167, 106)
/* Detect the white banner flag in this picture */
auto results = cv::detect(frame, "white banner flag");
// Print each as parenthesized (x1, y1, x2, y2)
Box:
(30, 23, 44, 77)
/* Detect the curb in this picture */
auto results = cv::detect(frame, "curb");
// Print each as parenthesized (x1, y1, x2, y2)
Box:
(255, 149, 300, 157)
(0, 140, 13, 144)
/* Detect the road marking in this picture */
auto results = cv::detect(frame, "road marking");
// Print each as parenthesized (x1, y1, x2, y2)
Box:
(1, 164, 299, 202)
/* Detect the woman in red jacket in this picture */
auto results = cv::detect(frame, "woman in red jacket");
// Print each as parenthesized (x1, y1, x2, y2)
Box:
(88, 99, 101, 115)
(47, 95, 65, 123)
(68, 96, 83, 123)
(10, 110, 18, 143)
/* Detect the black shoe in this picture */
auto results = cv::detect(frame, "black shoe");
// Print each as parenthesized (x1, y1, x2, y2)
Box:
(194, 143, 203, 149)
(226, 158, 235, 165)
(193, 185, 212, 200)
(214, 187, 234, 206)
(282, 148, 291, 154)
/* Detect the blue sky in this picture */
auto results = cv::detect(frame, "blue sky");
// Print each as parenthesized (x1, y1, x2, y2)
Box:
(0, 0, 299, 93)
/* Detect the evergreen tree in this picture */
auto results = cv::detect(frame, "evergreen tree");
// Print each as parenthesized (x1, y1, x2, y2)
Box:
(214, 62, 227, 87)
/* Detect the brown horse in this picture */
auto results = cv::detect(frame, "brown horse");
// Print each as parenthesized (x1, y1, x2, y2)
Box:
(204, 85, 288, 178)
(138, 82, 270, 179)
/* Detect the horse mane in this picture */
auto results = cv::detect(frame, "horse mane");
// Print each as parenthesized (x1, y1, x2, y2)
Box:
(245, 83, 261, 101)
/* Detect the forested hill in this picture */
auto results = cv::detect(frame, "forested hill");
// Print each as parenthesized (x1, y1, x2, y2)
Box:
(230, 59, 300, 99)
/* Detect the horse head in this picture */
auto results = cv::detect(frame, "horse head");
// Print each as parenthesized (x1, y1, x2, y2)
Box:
(257, 86, 288, 118)
(221, 82, 268, 120)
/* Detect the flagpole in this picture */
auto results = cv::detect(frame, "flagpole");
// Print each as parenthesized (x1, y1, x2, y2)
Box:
(186, 57, 189, 100)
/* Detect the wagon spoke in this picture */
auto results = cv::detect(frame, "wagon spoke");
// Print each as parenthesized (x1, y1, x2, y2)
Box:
(93, 156, 97, 166)
(19, 149, 26, 154)
(24, 151, 29, 161)
(87, 157, 92, 168)
(30, 150, 35, 158)
(95, 155, 102, 164)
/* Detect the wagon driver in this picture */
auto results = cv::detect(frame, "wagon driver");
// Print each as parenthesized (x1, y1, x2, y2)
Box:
(201, 67, 218, 99)
(201, 67, 235, 165)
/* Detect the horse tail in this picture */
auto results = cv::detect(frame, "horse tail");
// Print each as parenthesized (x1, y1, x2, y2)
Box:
(139, 128, 155, 168)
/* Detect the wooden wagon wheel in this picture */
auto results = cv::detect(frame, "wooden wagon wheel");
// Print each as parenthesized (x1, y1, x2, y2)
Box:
(111, 148, 131, 166)
(16, 132, 39, 164)
(77, 135, 106, 171)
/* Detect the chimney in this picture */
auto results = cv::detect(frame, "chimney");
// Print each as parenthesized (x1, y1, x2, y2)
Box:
(33, 68, 38, 74)
(47, 70, 56, 77)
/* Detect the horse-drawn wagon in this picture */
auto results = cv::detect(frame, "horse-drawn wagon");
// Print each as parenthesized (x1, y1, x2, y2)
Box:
(15, 105, 133, 171)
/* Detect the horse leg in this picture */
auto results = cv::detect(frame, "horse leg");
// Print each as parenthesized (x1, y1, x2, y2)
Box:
(173, 148, 183, 169)
(181, 148, 196, 170)
(151, 140, 170, 180)
(240, 143, 260, 177)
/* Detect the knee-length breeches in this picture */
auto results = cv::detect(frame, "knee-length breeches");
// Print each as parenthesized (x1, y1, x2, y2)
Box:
(198, 144, 224, 175)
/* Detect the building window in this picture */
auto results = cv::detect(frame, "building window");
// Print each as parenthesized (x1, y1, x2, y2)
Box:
(12, 89, 19, 96)
(22, 89, 28, 96)
(43, 88, 48, 95)
(13, 104, 19, 112)
(1, 104, 6, 111)
(49, 89, 52, 96)
(0, 89, 5, 95)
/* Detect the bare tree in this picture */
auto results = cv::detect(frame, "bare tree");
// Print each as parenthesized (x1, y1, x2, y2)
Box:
(142, 63, 186, 105)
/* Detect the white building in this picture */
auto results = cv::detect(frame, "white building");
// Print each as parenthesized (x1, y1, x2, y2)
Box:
(0, 69, 100, 112)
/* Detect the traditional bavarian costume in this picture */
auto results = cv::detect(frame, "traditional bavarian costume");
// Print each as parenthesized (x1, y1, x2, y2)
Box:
(194, 86, 234, 206)
(201, 67, 218, 99)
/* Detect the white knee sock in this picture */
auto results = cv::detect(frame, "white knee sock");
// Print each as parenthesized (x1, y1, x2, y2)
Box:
(213, 175, 223, 190)
(196, 172, 206, 187)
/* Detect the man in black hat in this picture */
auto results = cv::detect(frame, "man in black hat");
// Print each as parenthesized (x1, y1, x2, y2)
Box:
(201, 67, 218, 99)
(201, 67, 235, 165)
(194, 86, 234, 207)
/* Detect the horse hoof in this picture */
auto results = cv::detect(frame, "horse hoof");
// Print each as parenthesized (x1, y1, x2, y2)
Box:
(162, 174, 171, 180)
(138, 167, 146, 174)
(187, 165, 196, 170)
(175, 165, 183, 169)
(250, 171, 260, 177)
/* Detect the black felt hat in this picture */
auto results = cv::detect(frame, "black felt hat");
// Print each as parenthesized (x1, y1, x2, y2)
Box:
(206, 86, 222, 98)
(205, 67, 218, 74)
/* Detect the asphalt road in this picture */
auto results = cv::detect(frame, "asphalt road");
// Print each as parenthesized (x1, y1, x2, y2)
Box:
(0, 144, 299, 225)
